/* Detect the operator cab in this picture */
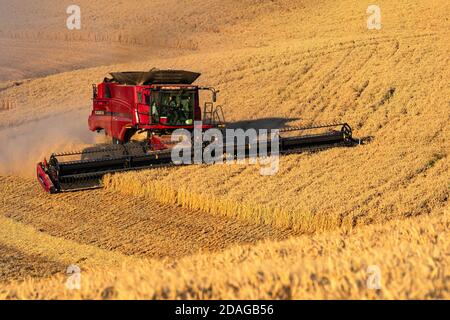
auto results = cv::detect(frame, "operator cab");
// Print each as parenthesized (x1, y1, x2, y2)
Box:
(89, 69, 224, 143)
(150, 87, 196, 126)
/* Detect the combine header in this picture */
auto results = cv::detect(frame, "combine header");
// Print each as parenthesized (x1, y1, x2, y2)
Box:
(37, 69, 359, 193)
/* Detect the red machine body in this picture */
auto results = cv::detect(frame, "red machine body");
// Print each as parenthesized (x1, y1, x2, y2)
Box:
(88, 69, 223, 144)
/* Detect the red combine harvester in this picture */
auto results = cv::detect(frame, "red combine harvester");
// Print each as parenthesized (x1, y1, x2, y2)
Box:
(88, 69, 224, 146)
(37, 69, 358, 193)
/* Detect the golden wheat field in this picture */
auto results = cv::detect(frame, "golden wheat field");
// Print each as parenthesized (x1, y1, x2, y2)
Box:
(0, 0, 448, 299)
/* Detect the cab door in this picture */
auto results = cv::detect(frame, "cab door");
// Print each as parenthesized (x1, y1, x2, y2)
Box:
(149, 90, 161, 124)
(136, 88, 150, 125)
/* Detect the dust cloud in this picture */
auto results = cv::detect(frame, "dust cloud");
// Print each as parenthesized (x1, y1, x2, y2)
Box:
(0, 110, 105, 177)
